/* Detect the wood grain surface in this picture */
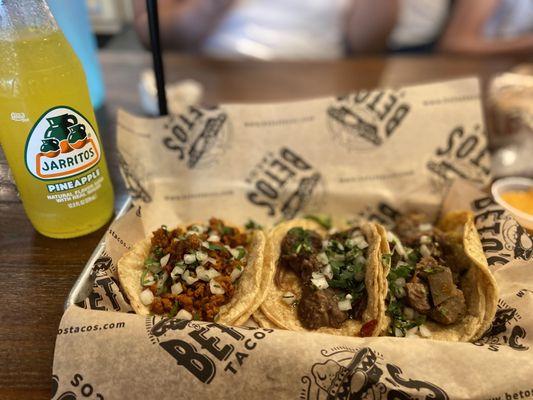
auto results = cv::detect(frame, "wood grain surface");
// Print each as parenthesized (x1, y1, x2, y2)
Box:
(0, 51, 529, 399)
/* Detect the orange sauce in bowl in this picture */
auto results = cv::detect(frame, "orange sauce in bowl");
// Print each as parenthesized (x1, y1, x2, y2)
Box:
(501, 188, 533, 216)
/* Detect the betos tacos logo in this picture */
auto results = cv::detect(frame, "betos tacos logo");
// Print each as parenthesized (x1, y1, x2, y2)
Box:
(147, 317, 272, 383)
(301, 347, 448, 399)
(427, 125, 490, 191)
(245, 147, 325, 219)
(472, 196, 533, 266)
(327, 89, 410, 151)
(162, 106, 230, 169)
(25, 106, 101, 180)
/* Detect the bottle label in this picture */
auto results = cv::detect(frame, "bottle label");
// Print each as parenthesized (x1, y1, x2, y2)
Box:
(25, 106, 101, 180)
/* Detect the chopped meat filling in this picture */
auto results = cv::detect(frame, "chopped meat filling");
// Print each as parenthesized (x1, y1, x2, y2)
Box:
(141, 219, 249, 321)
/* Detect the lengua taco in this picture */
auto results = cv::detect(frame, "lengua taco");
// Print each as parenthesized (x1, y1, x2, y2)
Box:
(118, 218, 266, 325)
(376, 211, 498, 342)
(257, 219, 384, 336)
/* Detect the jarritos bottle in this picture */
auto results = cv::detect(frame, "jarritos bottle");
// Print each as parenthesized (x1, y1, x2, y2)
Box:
(0, 0, 114, 238)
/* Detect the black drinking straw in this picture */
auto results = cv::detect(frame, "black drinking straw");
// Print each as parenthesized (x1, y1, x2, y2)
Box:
(146, 0, 168, 116)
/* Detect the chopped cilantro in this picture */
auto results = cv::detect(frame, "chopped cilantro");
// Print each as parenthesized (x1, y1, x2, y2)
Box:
(245, 219, 263, 230)
(287, 227, 314, 255)
(236, 247, 246, 260)
(140, 269, 153, 286)
(168, 302, 179, 318)
(382, 254, 392, 269)
(153, 246, 163, 258)
(208, 243, 229, 253)
(304, 214, 332, 230)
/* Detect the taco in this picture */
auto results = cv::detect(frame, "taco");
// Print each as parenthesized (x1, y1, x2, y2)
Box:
(117, 218, 266, 325)
(376, 211, 498, 341)
(258, 219, 384, 336)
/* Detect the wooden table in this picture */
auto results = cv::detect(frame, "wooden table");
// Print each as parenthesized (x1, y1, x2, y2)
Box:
(0, 52, 529, 399)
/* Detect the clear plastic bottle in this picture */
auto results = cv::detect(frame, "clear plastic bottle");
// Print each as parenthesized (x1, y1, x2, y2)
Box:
(0, 0, 114, 238)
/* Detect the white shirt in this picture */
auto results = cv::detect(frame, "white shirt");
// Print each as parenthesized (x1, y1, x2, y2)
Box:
(202, 0, 349, 60)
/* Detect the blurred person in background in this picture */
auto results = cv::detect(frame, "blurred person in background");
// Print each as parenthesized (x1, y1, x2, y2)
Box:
(133, 0, 397, 59)
(133, 0, 533, 59)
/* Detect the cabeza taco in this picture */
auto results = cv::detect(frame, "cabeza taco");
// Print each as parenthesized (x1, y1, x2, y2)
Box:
(118, 218, 265, 325)
(257, 219, 384, 337)
(376, 211, 498, 342)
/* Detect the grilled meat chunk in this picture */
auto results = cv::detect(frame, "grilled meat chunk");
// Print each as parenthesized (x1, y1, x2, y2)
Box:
(429, 289, 466, 325)
(405, 281, 431, 314)
(297, 287, 348, 329)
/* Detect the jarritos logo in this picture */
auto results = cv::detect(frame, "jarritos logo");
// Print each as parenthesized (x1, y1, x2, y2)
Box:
(25, 106, 101, 180)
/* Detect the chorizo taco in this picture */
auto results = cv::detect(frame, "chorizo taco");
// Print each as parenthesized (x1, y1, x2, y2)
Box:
(376, 211, 498, 342)
(258, 219, 384, 336)
(117, 218, 266, 325)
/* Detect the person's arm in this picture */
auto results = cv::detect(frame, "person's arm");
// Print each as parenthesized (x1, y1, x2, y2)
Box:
(133, 0, 234, 51)
(438, 0, 533, 55)
(343, 0, 399, 53)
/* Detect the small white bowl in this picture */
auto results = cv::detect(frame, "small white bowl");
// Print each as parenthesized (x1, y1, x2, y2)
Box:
(491, 177, 533, 230)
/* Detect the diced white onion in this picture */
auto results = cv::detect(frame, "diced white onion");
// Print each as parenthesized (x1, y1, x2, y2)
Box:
(321, 264, 333, 280)
(191, 225, 206, 233)
(176, 309, 193, 320)
(322, 240, 330, 249)
(282, 291, 296, 305)
(195, 251, 208, 263)
(353, 236, 368, 249)
(336, 242, 345, 251)
(182, 270, 198, 285)
(395, 286, 406, 298)
(159, 253, 171, 267)
(230, 248, 240, 259)
(338, 299, 352, 311)
(311, 275, 329, 290)
(394, 327, 404, 337)
(405, 326, 419, 338)
(140, 289, 154, 305)
(395, 277, 406, 288)
(317, 252, 329, 265)
(207, 234, 220, 242)
(419, 235, 432, 245)
(209, 279, 225, 295)
(419, 223, 433, 232)
(420, 244, 431, 258)
(356, 255, 367, 265)
(403, 307, 415, 320)
(156, 271, 168, 293)
(206, 257, 217, 265)
(171, 265, 185, 279)
(184, 253, 196, 264)
(328, 228, 338, 235)
(142, 272, 156, 286)
(387, 231, 406, 258)
(196, 266, 220, 282)
(171, 282, 183, 295)
(419, 324, 432, 338)
(202, 241, 210, 249)
(345, 294, 353, 300)
(230, 267, 243, 282)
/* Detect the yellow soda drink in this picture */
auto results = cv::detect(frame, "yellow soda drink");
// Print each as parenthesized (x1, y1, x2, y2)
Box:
(0, 1, 114, 238)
